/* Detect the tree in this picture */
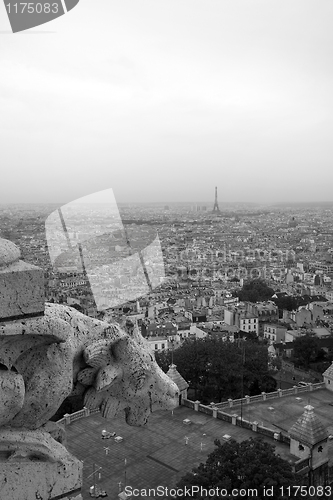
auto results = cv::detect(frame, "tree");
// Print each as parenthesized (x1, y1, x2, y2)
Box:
(242, 330, 259, 343)
(172, 338, 210, 400)
(156, 337, 274, 404)
(270, 356, 282, 371)
(154, 349, 172, 373)
(293, 335, 321, 369)
(176, 437, 299, 500)
(236, 279, 275, 302)
(272, 295, 299, 313)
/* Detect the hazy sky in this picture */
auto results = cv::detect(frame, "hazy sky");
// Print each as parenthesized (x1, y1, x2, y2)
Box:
(1, 1, 333, 205)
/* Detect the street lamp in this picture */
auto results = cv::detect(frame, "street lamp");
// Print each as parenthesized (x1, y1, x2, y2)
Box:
(86, 463, 105, 498)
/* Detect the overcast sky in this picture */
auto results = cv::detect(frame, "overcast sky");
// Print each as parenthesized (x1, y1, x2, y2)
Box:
(1, 0, 333, 205)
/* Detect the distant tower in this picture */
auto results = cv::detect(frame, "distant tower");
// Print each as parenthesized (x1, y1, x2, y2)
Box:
(212, 186, 220, 213)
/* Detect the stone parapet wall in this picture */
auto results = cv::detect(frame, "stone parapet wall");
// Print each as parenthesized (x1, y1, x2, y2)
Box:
(213, 382, 325, 409)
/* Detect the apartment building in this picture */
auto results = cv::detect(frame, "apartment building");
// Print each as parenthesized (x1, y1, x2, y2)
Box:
(224, 305, 259, 335)
(263, 323, 287, 344)
(239, 312, 259, 335)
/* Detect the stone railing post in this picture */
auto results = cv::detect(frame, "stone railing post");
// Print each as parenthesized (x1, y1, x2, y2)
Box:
(309, 383, 313, 391)
(231, 414, 238, 425)
(293, 385, 298, 394)
(252, 421, 258, 432)
(212, 407, 218, 419)
(245, 395, 250, 404)
(84, 406, 90, 417)
(277, 389, 282, 397)
(64, 413, 71, 425)
(261, 392, 266, 401)
(194, 400, 200, 411)
(228, 398, 233, 407)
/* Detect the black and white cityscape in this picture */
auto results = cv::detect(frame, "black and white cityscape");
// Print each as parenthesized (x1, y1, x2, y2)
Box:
(2, 1, 333, 499)
(2, 192, 333, 497)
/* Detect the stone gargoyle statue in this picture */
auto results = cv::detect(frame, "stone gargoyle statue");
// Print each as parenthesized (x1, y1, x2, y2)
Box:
(0, 302, 179, 462)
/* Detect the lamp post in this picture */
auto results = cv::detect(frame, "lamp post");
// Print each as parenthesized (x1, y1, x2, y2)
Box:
(124, 458, 127, 490)
(240, 341, 245, 427)
(201, 433, 206, 453)
(86, 463, 102, 497)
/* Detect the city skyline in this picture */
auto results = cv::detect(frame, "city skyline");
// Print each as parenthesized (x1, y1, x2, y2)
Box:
(1, 0, 333, 204)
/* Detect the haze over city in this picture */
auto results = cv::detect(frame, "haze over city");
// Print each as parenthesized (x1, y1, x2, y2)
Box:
(1, 0, 333, 205)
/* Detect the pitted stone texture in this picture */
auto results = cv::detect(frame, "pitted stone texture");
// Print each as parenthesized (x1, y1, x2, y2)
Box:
(82, 330, 179, 426)
(0, 314, 71, 370)
(11, 342, 73, 429)
(0, 303, 179, 430)
(41, 420, 67, 447)
(0, 428, 73, 463)
(0, 370, 24, 426)
(0, 430, 82, 500)
(0, 238, 21, 268)
(0, 260, 45, 319)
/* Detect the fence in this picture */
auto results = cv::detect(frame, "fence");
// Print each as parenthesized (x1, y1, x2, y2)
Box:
(182, 399, 195, 410)
(280, 433, 291, 445)
(257, 425, 276, 438)
(214, 382, 325, 409)
(198, 405, 214, 416)
(216, 411, 232, 423)
(233, 417, 252, 429)
(56, 406, 99, 425)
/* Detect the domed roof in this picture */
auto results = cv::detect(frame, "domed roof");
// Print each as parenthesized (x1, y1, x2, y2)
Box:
(0, 238, 21, 267)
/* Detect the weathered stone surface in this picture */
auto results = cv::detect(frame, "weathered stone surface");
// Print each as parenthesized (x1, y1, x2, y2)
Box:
(83, 339, 114, 367)
(0, 429, 82, 500)
(41, 420, 67, 447)
(76, 366, 96, 386)
(0, 259, 45, 319)
(11, 341, 73, 429)
(0, 370, 25, 426)
(0, 428, 67, 461)
(82, 331, 179, 426)
(0, 303, 178, 430)
(0, 314, 71, 370)
(0, 237, 21, 267)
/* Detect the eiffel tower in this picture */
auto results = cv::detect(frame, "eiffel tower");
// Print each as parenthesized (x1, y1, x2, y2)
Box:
(212, 186, 220, 213)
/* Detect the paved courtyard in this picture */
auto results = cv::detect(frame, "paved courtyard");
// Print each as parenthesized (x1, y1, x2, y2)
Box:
(65, 405, 295, 499)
